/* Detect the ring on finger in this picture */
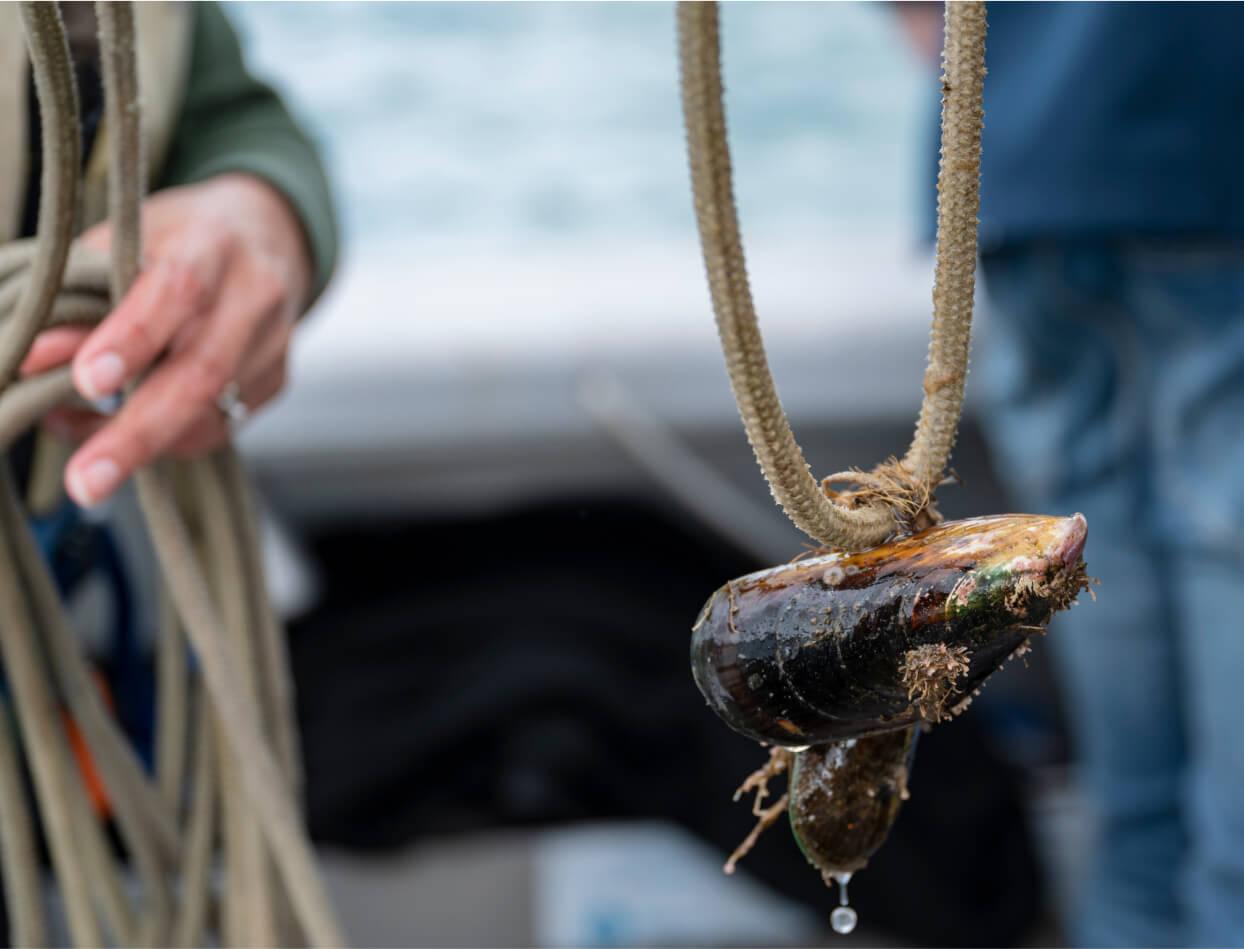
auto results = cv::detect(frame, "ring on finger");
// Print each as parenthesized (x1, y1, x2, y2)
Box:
(216, 380, 250, 428)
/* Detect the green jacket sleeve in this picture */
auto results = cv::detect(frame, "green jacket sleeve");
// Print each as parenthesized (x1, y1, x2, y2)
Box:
(157, 3, 339, 303)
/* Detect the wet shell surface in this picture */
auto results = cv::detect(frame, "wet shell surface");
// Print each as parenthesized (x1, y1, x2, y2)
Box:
(691, 514, 1089, 747)
(788, 727, 918, 876)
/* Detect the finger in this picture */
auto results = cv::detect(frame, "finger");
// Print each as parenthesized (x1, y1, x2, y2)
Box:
(231, 306, 292, 387)
(163, 408, 229, 459)
(168, 361, 287, 458)
(160, 286, 291, 457)
(71, 232, 229, 401)
(20, 327, 92, 376)
(63, 284, 269, 506)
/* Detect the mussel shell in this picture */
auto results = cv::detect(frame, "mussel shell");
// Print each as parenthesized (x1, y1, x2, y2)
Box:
(788, 727, 918, 875)
(690, 514, 1087, 747)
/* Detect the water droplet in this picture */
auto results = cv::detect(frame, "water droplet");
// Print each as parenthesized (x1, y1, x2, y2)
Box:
(829, 871, 856, 934)
(830, 906, 857, 935)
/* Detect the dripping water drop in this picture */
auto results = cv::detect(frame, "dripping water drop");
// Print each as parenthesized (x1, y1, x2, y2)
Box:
(830, 907, 857, 935)
(830, 871, 857, 935)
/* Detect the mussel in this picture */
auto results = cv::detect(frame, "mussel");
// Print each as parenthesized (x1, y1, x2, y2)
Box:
(789, 727, 919, 877)
(691, 514, 1090, 747)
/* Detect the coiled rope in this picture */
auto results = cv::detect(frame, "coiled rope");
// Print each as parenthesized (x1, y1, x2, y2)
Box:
(0, 4, 344, 945)
(677, 1, 987, 549)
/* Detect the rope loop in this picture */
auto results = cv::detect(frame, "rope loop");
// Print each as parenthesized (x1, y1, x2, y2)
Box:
(1, 5, 346, 945)
(678, 1, 987, 549)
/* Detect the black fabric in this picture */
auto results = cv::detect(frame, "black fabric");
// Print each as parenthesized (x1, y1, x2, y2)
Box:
(291, 500, 1046, 946)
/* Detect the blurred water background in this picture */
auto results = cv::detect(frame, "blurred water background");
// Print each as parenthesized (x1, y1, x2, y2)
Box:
(228, 1, 925, 261)
(226, 1, 943, 512)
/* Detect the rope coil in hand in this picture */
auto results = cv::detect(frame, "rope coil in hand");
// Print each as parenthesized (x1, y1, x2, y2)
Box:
(0, 4, 344, 945)
(678, 1, 987, 549)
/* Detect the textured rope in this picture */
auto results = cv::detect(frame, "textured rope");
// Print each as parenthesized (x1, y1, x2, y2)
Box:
(0, 470, 100, 947)
(677, 1, 897, 549)
(96, 1, 144, 298)
(0, 5, 345, 945)
(0, 4, 79, 384)
(3, 468, 178, 942)
(219, 448, 303, 789)
(0, 697, 46, 947)
(96, 5, 344, 944)
(60, 719, 140, 945)
(0, 262, 343, 947)
(155, 586, 189, 809)
(677, 2, 987, 547)
(903, 2, 986, 485)
(137, 465, 345, 945)
(174, 698, 218, 948)
(0, 9, 99, 945)
(192, 458, 276, 946)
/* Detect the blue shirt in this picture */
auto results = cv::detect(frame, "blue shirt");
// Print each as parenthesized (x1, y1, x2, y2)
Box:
(938, 2, 1244, 249)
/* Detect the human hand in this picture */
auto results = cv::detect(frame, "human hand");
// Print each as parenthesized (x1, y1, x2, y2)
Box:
(21, 173, 312, 507)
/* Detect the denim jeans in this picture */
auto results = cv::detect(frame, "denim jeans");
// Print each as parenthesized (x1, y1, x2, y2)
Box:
(978, 243, 1244, 947)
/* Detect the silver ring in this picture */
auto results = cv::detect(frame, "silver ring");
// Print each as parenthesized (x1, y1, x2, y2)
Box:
(216, 381, 249, 428)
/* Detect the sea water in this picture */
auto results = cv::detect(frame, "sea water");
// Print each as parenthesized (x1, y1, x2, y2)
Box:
(227, 1, 924, 261)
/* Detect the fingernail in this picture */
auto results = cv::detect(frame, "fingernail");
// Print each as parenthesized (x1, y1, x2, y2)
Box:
(80, 351, 125, 399)
(67, 458, 120, 507)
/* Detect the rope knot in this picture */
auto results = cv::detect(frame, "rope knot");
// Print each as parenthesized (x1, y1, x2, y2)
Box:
(821, 458, 952, 538)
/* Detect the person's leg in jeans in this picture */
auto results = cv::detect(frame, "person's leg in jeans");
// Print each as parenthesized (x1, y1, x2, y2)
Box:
(978, 245, 1186, 946)
(1135, 249, 1244, 946)
(1174, 550, 1244, 947)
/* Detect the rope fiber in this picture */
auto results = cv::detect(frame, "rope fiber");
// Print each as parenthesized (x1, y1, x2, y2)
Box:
(677, 1, 987, 549)
(0, 4, 346, 945)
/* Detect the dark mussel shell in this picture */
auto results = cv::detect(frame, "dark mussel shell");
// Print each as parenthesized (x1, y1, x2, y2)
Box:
(691, 514, 1088, 747)
(788, 726, 918, 876)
